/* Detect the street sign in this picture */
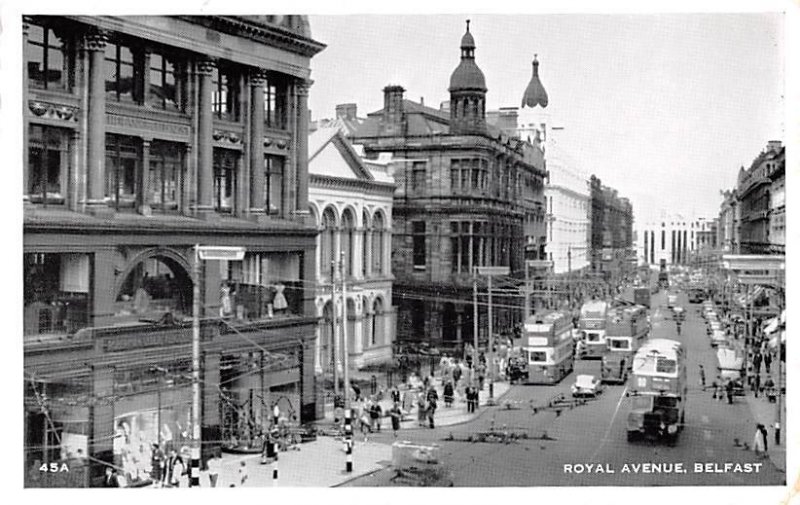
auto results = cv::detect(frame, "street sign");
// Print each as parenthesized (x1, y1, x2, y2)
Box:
(197, 246, 246, 261)
(477, 266, 510, 276)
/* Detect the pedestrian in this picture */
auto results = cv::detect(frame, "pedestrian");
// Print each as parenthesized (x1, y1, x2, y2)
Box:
(104, 467, 120, 487)
(150, 443, 164, 487)
(754, 372, 761, 398)
(391, 387, 401, 405)
(389, 402, 402, 438)
(753, 423, 767, 457)
(207, 452, 220, 488)
(764, 353, 772, 374)
(360, 404, 371, 441)
(427, 397, 437, 429)
(170, 455, 185, 488)
(759, 423, 769, 454)
(417, 394, 427, 427)
(237, 460, 248, 486)
(725, 378, 734, 404)
(443, 381, 454, 408)
(452, 360, 462, 384)
(711, 379, 718, 400)
(164, 449, 178, 487)
(698, 365, 706, 388)
(371, 400, 383, 432)
(469, 386, 478, 412)
(272, 402, 280, 427)
(753, 352, 762, 374)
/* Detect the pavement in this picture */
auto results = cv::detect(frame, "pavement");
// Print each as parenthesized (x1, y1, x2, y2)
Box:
(742, 358, 786, 472)
(202, 376, 511, 487)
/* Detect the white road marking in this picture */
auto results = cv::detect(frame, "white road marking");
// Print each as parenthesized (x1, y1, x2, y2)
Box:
(590, 386, 628, 461)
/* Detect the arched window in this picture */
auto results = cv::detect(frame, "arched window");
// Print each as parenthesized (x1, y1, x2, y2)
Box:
(115, 255, 192, 322)
(342, 209, 355, 277)
(321, 207, 337, 278)
(372, 212, 384, 276)
(372, 298, 384, 346)
(321, 301, 334, 372)
(362, 295, 372, 349)
(362, 210, 370, 278)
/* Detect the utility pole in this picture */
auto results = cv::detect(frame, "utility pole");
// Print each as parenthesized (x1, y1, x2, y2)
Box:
(341, 251, 350, 408)
(473, 267, 479, 386)
(523, 262, 531, 320)
(331, 260, 339, 396)
(487, 272, 494, 401)
(190, 245, 201, 487)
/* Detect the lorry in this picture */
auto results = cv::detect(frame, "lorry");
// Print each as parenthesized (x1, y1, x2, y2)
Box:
(626, 338, 687, 444)
(601, 305, 649, 384)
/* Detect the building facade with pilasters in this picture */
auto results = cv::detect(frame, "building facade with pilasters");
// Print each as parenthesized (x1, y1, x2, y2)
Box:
(308, 126, 396, 378)
(23, 15, 324, 487)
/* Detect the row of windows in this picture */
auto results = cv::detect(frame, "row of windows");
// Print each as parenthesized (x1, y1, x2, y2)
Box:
(28, 125, 285, 214)
(26, 21, 289, 127)
(319, 208, 386, 280)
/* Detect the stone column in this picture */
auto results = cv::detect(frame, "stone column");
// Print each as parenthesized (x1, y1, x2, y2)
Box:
(137, 138, 151, 215)
(249, 69, 267, 216)
(364, 227, 373, 278)
(196, 59, 216, 218)
(181, 145, 192, 215)
(352, 227, 363, 281)
(84, 29, 110, 215)
(295, 79, 310, 216)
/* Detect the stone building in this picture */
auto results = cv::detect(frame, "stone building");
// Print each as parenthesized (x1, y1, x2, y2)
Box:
(23, 15, 324, 487)
(343, 22, 548, 351)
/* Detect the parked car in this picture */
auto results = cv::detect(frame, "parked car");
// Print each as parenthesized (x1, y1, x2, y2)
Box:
(571, 374, 603, 398)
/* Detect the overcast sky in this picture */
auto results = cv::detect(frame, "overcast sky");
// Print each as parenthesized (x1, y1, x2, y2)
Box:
(307, 13, 784, 227)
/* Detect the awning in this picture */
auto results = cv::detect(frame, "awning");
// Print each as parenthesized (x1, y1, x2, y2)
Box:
(768, 330, 786, 349)
(736, 285, 766, 307)
(762, 309, 786, 335)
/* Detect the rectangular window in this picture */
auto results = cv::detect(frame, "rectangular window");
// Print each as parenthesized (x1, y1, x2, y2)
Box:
(264, 155, 284, 215)
(213, 149, 237, 213)
(105, 134, 139, 211)
(26, 23, 66, 90)
(28, 125, 67, 206)
(472, 222, 482, 268)
(105, 41, 136, 103)
(212, 67, 240, 121)
(148, 141, 182, 213)
(412, 221, 426, 269)
(471, 159, 480, 190)
(451, 222, 461, 273)
(661, 230, 665, 250)
(148, 52, 177, 110)
(24, 253, 89, 336)
(450, 159, 460, 193)
(412, 161, 426, 193)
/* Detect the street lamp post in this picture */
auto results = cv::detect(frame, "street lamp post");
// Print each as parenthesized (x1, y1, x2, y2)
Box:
(476, 266, 510, 404)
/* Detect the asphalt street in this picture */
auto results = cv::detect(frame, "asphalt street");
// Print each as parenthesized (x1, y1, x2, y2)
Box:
(343, 290, 785, 487)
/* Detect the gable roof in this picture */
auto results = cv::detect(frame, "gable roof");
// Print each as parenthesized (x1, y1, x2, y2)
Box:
(309, 127, 374, 181)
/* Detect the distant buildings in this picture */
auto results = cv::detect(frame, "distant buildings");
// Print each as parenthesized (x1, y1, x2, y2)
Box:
(590, 176, 634, 280)
(639, 214, 717, 267)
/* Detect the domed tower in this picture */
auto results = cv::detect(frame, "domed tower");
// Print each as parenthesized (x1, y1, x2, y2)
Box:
(519, 55, 550, 146)
(448, 20, 488, 135)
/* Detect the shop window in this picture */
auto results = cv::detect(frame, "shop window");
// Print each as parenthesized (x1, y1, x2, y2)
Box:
(105, 41, 139, 103)
(213, 149, 238, 213)
(264, 155, 284, 215)
(23, 253, 89, 336)
(148, 52, 178, 110)
(148, 141, 183, 213)
(105, 134, 139, 211)
(28, 124, 67, 206)
(115, 256, 191, 322)
(222, 252, 304, 319)
(26, 22, 67, 91)
(212, 66, 241, 121)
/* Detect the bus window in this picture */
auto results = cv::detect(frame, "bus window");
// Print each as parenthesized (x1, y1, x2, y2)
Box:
(529, 351, 547, 363)
(609, 339, 630, 350)
(587, 332, 601, 342)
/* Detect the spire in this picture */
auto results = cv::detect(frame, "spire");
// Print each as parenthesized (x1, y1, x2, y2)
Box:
(522, 54, 549, 108)
(449, 19, 486, 92)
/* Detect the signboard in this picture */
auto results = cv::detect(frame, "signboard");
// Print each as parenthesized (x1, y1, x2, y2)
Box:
(525, 260, 553, 269)
(527, 337, 548, 347)
(477, 266, 510, 276)
(198, 246, 246, 261)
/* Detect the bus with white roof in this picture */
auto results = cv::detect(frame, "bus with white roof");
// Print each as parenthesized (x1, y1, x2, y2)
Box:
(521, 311, 575, 384)
(577, 300, 609, 359)
(626, 338, 687, 443)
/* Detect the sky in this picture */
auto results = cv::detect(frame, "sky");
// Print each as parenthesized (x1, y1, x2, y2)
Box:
(306, 13, 785, 227)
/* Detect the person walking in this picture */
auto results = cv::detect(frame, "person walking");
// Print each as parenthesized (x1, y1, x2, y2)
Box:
(389, 402, 402, 438)
(725, 378, 735, 404)
(698, 365, 706, 388)
(207, 452, 220, 488)
(753, 423, 767, 457)
(443, 381, 454, 408)
(417, 394, 427, 428)
(427, 397, 437, 429)
(753, 352, 762, 375)
(371, 400, 383, 432)
(150, 443, 164, 487)
(391, 387, 401, 405)
(170, 455, 185, 488)
(764, 352, 772, 374)
(754, 372, 762, 398)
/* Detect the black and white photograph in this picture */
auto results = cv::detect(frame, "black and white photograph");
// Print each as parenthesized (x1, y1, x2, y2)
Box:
(5, 0, 797, 503)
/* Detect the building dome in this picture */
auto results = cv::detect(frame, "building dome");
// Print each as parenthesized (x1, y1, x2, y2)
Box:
(448, 20, 487, 92)
(521, 55, 548, 108)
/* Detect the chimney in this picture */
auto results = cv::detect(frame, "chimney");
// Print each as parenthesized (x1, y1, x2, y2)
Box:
(420, 96, 424, 106)
(380, 85, 406, 135)
(767, 140, 782, 153)
(335, 103, 358, 120)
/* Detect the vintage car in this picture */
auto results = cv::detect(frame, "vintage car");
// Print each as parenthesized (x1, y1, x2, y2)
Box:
(571, 374, 604, 398)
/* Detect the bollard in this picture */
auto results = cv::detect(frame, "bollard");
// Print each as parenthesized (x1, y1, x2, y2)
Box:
(344, 408, 353, 472)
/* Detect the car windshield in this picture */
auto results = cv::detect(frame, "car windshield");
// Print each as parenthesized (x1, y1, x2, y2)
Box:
(575, 375, 595, 387)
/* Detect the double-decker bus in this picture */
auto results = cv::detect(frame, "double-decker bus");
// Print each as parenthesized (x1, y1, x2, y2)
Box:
(601, 305, 650, 384)
(577, 300, 609, 359)
(626, 339, 687, 443)
(521, 311, 575, 384)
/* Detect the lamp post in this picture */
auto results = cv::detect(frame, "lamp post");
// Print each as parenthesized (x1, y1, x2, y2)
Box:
(476, 266, 510, 404)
